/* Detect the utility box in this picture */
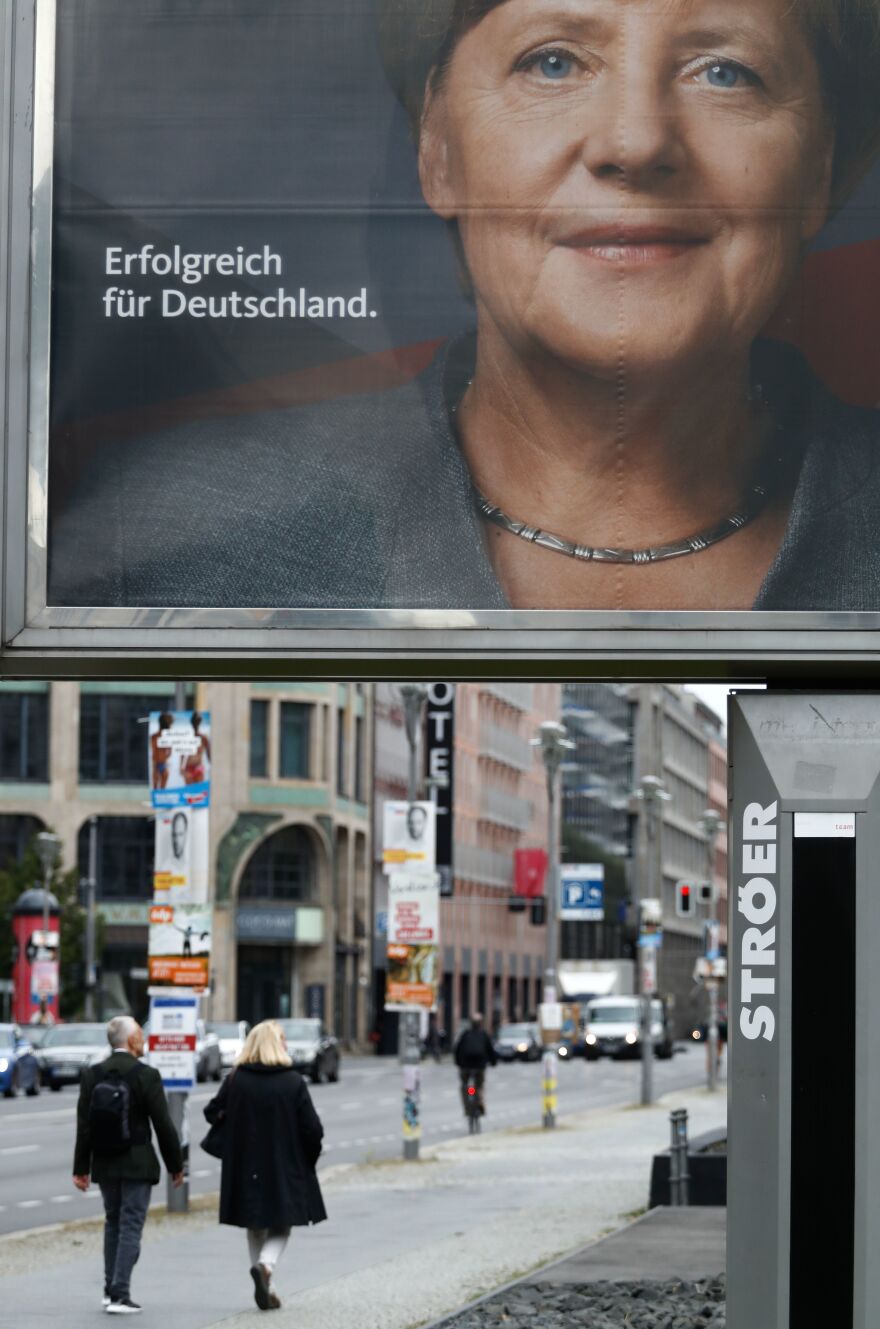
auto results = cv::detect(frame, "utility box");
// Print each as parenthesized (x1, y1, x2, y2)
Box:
(728, 693, 880, 1329)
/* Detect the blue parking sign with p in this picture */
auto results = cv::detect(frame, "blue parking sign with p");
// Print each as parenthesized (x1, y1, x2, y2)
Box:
(560, 864, 605, 921)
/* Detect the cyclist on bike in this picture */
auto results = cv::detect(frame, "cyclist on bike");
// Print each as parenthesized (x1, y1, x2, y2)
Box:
(453, 1013, 497, 1118)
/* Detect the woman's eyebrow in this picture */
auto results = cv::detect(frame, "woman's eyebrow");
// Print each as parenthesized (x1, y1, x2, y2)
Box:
(674, 24, 786, 72)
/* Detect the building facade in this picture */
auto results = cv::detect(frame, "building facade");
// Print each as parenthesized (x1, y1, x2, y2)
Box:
(0, 680, 372, 1041)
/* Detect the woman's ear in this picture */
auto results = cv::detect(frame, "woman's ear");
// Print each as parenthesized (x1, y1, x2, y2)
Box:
(419, 74, 457, 220)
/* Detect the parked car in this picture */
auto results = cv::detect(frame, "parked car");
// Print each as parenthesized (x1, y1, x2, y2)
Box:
(493, 1022, 543, 1062)
(277, 1018, 340, 1084)
(0, 1025, 41, 1098)
(583, 997, 674, 1061)
(206, 1020, 249, 1071)
(36, 1023, 108, 1090)
(195, 1019, 222, 1082)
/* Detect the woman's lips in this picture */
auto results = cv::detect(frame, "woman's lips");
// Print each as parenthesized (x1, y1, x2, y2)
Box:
(560, 227, 711, 265)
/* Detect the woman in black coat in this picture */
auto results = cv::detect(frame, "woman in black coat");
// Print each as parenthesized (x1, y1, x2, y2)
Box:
(204, 1020, 327, 1311)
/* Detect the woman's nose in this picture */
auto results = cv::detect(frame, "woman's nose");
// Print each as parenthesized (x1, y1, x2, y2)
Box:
(580, 78, 685, 187)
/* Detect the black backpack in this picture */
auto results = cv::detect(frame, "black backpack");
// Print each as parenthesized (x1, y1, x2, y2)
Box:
(88, 1065, 143, 1156)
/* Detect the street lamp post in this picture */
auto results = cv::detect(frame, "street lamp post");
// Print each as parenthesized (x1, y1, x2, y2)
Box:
(532, 720, 574, 1128)
(34, 832, 62, 1018)
(699, 808, 724, 1092)
(631, 775, 671, 1108)
(83, 816, 99, 1020)
(398, 683, 428, 1161)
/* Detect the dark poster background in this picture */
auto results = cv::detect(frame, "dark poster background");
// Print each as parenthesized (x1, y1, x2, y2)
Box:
(48, 1, 880, 550)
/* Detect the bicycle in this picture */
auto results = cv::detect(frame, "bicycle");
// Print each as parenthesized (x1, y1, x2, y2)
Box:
(462, 1070, 483, 1134)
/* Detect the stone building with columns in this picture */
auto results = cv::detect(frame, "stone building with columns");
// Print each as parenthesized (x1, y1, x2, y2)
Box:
(0, 680, 371, 1042)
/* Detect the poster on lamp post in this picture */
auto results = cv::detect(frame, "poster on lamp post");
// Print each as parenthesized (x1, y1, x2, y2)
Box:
(149, 711, 212, 809)
(148, 904, 211, 989)
(382, 801, 436, 874)
(384, 872, 440, 1011)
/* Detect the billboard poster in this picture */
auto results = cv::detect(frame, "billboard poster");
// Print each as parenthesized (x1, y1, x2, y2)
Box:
(382, 801, 436, 874)
(149, 712, 212, 810)
(425, 683, 455, 897)
(148, 993, 197, 1090)
(384, 872, 440, 1011)
(4, 0, 875, 654)
(560, 864, 605, 922)
(30, 959, 59, 1003)
(152, 806, 209, 904)
(148, 903, 211, 990)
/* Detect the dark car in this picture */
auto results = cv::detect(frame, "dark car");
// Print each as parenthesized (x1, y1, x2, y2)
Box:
(277, 1018, 340, 1084)
(36, 1023, 108, 1090)
(0, 1025, 41, 1098)
(493, 1022, 543, 1062)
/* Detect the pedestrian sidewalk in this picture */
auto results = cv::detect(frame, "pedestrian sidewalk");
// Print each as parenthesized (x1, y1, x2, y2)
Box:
(0, 1086, 726, 1329)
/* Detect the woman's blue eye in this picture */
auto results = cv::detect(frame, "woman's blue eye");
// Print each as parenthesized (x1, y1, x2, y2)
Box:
(704, 62, 743, 89)
(538, 52, 573, 80)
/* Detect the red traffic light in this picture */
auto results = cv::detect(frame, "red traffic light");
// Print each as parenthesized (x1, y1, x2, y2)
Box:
(676, 881, 696, 918)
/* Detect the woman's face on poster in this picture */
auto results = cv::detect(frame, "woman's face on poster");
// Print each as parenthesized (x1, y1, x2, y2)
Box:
(419, 0, 834, 380)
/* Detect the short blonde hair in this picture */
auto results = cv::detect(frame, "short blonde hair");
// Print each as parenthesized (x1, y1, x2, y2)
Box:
(235, 1020, 292, 1068)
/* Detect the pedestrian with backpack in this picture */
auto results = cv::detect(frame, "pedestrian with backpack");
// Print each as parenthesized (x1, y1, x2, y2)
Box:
(73, 1016, 184, 1315)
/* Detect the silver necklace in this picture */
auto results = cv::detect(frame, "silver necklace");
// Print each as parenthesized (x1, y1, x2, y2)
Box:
(475, 483, 771, 566)
(451, 378, 778, 565)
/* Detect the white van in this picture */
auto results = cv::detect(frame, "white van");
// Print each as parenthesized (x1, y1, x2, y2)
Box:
(583, 996, 673, 1061)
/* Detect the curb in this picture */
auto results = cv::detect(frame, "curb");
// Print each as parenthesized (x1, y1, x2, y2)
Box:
(414, 1207, 663, 1329)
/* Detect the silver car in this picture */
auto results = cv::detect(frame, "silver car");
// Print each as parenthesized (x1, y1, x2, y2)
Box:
(277, 1018, 340, 1084)
(207, 1020, 249, 1072)
(37, 1023, 108, 1090)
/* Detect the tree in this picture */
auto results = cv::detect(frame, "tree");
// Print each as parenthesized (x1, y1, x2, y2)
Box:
(0, 834, 103, 1020)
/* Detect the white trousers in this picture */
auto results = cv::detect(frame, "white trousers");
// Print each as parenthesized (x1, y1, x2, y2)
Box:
(247, 1227, 290, 1273)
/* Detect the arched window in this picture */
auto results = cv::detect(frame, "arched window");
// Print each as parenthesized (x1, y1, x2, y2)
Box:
(239, 826, 316, 902)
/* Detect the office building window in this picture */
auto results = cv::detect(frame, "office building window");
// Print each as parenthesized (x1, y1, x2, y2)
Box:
(354, 715, 365, 803)
(77, 816, 154, 900)
(79, 693, 167, 783)
(239, 825, 316, 901)
(337, 708, 347, 795)
(250, 700, 269, 777)
(279, 703, 310, 779)
(0, 815, 46, 869)
(0, 693, 49, 782)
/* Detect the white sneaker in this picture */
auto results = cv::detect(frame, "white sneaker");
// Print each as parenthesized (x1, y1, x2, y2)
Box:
(106, 1298, 142, 1314)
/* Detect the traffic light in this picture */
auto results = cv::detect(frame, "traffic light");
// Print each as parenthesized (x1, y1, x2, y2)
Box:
(675, 881, 696, 918)
(530, 898, 546, 926)
(697, 880, 715, 905)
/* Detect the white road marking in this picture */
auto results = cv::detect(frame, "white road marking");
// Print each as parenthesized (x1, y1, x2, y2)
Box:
(339, 1102, 362, 1111)
(0, 1144, 39, 1155)
(50, 1195, 73, 1204)
(16, 1200, 42, 1209)
(192, 1169, 212, 1178)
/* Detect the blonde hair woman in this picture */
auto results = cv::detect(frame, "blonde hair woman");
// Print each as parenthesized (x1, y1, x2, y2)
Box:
(203, 1020, 326, 1311)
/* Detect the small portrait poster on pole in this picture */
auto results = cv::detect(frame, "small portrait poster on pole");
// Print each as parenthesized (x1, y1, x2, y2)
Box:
(382, 801, 436, 873)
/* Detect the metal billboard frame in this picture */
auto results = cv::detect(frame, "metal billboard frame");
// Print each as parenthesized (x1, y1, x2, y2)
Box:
(3, 1, 880, 679)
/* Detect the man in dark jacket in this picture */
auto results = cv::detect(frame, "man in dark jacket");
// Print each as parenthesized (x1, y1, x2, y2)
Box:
(453, 1013, 497, 1117)
(73, 1016, 183, 1315)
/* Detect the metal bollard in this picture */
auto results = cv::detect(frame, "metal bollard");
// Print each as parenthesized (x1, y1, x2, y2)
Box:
(669, 1108, 690, 1206)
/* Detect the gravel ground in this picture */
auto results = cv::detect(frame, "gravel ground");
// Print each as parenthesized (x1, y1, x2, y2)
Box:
(440, 1276, 726, 1329)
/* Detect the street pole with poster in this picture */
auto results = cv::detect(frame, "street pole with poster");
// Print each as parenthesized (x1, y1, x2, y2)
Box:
(147, 685, 212, 1214)
(532, 721, 575, 1129)
(638, 898, 663, 1107)
(698, 808, 724, 1092)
